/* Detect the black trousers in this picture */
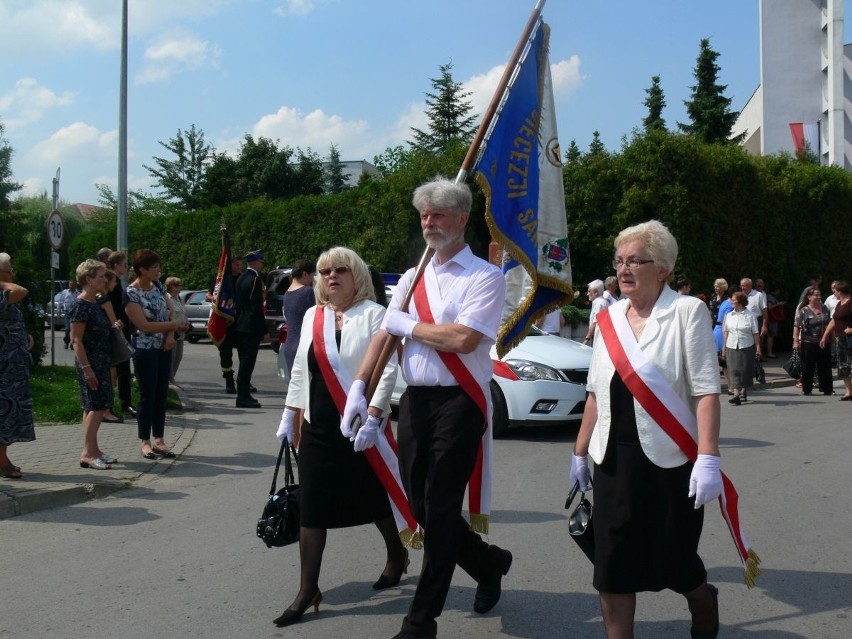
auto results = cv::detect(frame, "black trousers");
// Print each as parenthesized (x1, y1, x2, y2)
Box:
(397, 386, 496, 637)
(218, 326, 236, 373)
(235, 331, 261, 397)
(800, 341, 833, 394)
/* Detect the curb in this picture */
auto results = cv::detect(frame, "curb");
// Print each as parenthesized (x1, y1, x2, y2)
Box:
(0, 385, 197, 519)
(0, 481, 130, 518)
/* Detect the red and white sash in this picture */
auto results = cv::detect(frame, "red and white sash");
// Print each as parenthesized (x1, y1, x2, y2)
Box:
(597, 307, 761, 587)
(312, 305, 422, 549)
(412, 274, 493, 534)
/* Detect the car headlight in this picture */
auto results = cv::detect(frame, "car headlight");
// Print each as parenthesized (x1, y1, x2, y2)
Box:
(503, 359, 563, 382)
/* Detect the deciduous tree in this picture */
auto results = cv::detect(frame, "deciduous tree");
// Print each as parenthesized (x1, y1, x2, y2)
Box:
(144, 124, 210, 212)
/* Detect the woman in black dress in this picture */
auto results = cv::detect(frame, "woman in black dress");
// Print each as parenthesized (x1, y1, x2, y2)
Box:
(69, 259, 117, 470)
(273, 247, 407, 628)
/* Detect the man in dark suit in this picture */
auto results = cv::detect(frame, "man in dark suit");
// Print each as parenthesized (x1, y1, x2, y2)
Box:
(207, 253, 243, 394)
(234, 249, 268, 408)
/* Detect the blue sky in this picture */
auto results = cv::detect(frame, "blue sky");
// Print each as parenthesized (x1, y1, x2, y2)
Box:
(0, 0, 845, 205)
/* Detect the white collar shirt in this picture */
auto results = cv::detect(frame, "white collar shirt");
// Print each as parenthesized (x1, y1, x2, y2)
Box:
(384, 245, 505, 387)
(745, 289, 766, 316)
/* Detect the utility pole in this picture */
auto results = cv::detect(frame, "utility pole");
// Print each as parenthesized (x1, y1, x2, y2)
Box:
(117, 0, 128, 254)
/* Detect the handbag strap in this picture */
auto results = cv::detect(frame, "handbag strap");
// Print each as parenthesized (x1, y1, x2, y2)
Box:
(564, 478, 593, 509)
(268, 439, 299, 496)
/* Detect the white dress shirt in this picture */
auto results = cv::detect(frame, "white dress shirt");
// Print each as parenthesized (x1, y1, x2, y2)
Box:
(383, 245, 505, 387)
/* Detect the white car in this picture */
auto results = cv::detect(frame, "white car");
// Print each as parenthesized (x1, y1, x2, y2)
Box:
(391, 326, 592, 437)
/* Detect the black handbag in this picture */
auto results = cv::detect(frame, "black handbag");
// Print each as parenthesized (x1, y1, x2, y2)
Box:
(564, 479, 594, 563)
(110, 327, 134, 366)
(256, 440, 300, 548)
(783, 349, 802, 380)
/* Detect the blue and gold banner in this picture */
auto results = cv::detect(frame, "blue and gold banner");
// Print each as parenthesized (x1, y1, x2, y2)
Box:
(475, 19, 573, 356)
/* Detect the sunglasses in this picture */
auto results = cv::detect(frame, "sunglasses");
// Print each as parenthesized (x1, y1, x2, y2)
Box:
(318, 265, 351, 277)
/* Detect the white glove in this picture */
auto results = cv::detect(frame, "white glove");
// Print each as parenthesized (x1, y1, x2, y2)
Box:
(353, 414, 382, 452)
(688, 454, 723, 508)
(341, 380, 367, 439)
(384, 308, 417, 339)
(276, 408, 297, 443)
(570, 453, 591, 492)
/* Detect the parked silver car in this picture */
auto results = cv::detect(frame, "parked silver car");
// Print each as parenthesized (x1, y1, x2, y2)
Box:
(180, 290, 212, 342)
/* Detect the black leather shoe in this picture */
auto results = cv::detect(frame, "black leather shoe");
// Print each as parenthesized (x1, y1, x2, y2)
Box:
(236, 396, 262, 408)
(391, 632, 435, 639)
(473, 547, 513, 614)
(249, 384, 258, 393)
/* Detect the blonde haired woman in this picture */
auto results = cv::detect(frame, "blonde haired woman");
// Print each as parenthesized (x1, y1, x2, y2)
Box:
(273, 247, 407, 628)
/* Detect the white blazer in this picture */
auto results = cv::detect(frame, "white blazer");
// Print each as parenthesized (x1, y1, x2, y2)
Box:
(586, 286, 721, 468)
(287, 300, 397, 423)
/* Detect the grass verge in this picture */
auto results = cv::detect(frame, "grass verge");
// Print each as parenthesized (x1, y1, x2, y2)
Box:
(31, 365, 182, 424)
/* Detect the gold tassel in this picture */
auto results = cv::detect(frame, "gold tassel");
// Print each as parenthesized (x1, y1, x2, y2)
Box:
(469, 513, 490, 535)
(399, 528, 424, 550)
(743, 548, 762, 588)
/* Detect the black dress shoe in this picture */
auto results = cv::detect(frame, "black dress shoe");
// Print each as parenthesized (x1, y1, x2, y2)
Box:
(273, 590, 322, 627)
(391, 632, 436, 639)
(236, 396, 262, 408)
(249, 384, 258, 393)
(473, 547, 513, 614)
(373, 549, 410, 589)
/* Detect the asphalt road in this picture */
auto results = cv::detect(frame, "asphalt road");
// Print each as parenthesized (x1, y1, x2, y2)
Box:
(3, 339, 852, 638)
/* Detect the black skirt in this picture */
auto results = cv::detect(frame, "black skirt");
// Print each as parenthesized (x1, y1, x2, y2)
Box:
(297, 332, 392, 529)
(592, 373, 707, 594)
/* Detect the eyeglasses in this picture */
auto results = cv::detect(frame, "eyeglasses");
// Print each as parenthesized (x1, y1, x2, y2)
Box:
(612, 257, 655, 270)
(318, 265, 351, 277)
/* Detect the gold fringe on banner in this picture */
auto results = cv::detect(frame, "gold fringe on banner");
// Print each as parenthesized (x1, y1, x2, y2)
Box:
(400, 528, 424, 550)
(469, 513, 490, 535)
(743, 548, 762, 588)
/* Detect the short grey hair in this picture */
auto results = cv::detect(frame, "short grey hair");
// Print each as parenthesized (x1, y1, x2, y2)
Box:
(412, 176, 472, 215)
(75, 259, 106, 287)
(587, 279, 604, 295)
(314, 246, 376, 308)
(0, 252, 10, 270)
(614, 220, 678, 275)
(604, 275, 618, 289)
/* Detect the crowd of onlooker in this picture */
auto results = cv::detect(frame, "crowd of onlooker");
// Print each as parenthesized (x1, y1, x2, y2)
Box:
(578, 272, 852, 404)
(0, 247, 190, 478)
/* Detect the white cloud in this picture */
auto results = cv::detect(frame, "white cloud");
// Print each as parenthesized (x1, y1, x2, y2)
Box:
(252, 106, 370, 156)
(92, 172, 154, 195)
(17, 176, 46, 199)
(0, 0, 236, 57)
(273, 0, 316, 17)
(550, 56, 584, 95)
(27, 122, 116, 165)
(136, 30, 223, 84)
(0, 78, 76, 129)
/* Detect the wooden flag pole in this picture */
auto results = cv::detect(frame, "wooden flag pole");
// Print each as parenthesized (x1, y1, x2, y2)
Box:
(365, 0, 547, 399)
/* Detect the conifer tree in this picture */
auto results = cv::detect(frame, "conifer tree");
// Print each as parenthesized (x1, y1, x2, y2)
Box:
(410, 62, 477, 153)
(678, 39, 743, 143)
(642, 75, 667, 132)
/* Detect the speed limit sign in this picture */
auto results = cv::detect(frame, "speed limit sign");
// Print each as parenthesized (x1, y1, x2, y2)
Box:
(47, 209, 65, 250)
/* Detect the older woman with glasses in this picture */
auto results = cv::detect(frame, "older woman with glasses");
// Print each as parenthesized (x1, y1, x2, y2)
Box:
(571, 221, 748, 639)
(272, 247, 408, 628)
(0, 253, 36, 479)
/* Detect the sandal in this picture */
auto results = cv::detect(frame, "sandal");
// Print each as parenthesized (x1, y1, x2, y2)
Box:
(99, 453, 118, 464)
(0, 464, 23, 479)
(80, 458, 112, 470)
(141, 443, 156, 460)
(103, 414, 124, 424)
(151, 445, 176, 458)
